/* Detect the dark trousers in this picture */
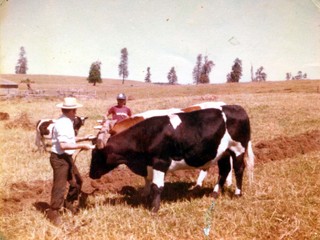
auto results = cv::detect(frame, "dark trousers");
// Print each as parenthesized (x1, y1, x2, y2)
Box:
(49, 152, 83, 210)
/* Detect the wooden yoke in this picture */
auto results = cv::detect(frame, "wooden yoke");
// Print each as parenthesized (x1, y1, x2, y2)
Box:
(96, 120, 116, 149)
(109, 116, 144, 135)
(95, 117, 145, 149)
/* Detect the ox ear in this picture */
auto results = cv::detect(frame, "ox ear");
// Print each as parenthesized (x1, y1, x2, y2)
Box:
(80, 116, 88, 123)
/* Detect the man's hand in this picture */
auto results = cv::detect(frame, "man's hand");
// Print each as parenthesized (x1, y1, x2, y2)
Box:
(85, 134, 96, 140)
(76, 135, 96, 142)
(80, 143, 95, 150)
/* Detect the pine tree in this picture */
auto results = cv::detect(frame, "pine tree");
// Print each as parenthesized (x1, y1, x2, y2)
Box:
(87, 61, 102, 86)
(167, 67, 178, 85)
(255, 66, 267, 81)
(285, 72, 292, 81)
(15, 46, 28, 74)
(193, 54, 214, 84)
(227, 58, 242, 83)
(192, 54, 202, 84)
(145, 67, 151, 83)
(119, 48, 129, 84)
(199, 56, 214, 84)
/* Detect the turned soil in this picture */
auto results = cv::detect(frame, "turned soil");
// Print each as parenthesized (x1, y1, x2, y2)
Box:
(2, 130, 320, 215)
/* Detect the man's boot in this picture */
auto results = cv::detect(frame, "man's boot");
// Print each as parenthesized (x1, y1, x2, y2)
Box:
(79, 192, 88, 209)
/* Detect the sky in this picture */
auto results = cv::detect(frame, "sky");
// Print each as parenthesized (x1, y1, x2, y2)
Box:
(1, 0, 320, 84)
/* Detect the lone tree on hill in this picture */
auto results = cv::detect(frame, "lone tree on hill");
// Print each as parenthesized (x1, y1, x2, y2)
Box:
(251, 65, 254, 81)
(119, 48, 129, 84)
(167, 67, 178, 85)
(254, 66, 267, 82)
(286, 72, 292, 81)
(15, 46, 28, 74)
(200, 56, 214, 84)
(87, 61, 102, 86)
(145, 67, 151, 83)
(192, 54, 215, 84)
(227, 58, 242, 83)
(192, 54, 202, 84)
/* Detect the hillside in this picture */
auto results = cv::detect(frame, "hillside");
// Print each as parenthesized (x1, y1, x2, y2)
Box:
(1, 74, 319, 100)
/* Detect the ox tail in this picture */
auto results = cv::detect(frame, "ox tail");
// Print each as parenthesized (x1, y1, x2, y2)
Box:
(246, 140, 255, 186)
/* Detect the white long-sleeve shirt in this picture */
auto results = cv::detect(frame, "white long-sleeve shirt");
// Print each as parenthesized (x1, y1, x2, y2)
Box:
(51, 115, 75, 155)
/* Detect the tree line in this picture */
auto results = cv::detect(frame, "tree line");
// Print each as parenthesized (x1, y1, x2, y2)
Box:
(14, 46, 309, 85)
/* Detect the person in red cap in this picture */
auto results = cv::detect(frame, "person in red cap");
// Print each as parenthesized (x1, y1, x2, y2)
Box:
(106, 93, 132, 122)
(96, 93, 133, 149)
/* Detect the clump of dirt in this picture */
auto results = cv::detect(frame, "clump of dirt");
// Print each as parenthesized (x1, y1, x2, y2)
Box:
(0, 112, 9, 120)
(1, 130, 320, 215)
(2, 180, 52, 215)
(254, 130, 320, 164)
(4, 112, 34, 130)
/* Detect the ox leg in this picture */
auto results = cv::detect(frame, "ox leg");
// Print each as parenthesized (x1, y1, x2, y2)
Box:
(41, 137, 47, 152)
(225, 156, 233, 187)
(195, 157, 232, 189)
(213, 154, 231, 198)
(150, 169, 165, 212)
(233, 153, 245, 197)
(195, 169, 208, 187)
(189, 169, 207, 192)
(141, 166, 153, 197)
(35, 132, 41, 152)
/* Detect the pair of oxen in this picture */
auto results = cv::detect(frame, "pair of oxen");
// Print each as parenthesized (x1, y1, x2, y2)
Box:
(90, 102, 254, 212)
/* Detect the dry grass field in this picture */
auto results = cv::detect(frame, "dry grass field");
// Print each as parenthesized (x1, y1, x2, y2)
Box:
(0, 74, 320, 239)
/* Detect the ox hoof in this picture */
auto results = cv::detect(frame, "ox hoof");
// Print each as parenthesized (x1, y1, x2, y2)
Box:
(150, 210, 158, 217)
(233, 193, 242, 199)
(79, 192, 89, 209)
(189, 185, 202, 195)
(120, 186, 136, 196)
(47, 209, 62, 226)
(151, 206, 160, 213)
(212, 191, 219, 199)
(189, 184, 201, 191)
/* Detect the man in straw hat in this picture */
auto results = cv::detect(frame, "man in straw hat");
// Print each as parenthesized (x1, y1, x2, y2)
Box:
(47, 97, 93, 226)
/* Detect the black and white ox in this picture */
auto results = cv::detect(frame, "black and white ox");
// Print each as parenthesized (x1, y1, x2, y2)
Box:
(35, 116, 88, 152)
(90, 105, 254, 212)
(97, 102, 234, 187)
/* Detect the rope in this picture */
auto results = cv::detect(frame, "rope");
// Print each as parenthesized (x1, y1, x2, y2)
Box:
(73, 149, 84, 164)
(203, 199, 215, 238)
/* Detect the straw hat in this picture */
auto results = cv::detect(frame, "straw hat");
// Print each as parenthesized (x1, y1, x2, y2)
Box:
(56, 97, 83, 109)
